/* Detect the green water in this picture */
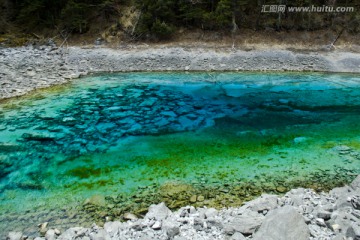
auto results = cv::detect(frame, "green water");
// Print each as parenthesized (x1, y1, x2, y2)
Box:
(0, 72, 360, 238)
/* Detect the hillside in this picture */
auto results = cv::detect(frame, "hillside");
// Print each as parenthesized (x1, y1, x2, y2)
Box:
(0, 0, 359, 47)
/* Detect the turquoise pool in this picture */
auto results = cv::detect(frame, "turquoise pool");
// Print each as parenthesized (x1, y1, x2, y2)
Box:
(0, 72, 360, 238)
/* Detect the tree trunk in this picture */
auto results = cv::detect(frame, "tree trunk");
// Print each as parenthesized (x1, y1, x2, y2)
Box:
(232, 12, 238, 33)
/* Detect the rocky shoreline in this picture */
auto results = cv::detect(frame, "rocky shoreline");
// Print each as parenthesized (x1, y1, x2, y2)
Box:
(7, 175, 360, 240)
(1, 45, 360, 100)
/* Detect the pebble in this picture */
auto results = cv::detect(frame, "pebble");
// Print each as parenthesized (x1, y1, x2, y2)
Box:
(276, 186, 287, 193)
(190, 195, 197, 203)
(39, 222, 48, 236)
(331, 224, 341, 232)
(315, 218, 326, 227)
(317, 210, 332, 220)
(151, 221, 162, 230)
(197, 195, 205, 202)
(124, 213, 138, 221)
(54, 229, 61, 235)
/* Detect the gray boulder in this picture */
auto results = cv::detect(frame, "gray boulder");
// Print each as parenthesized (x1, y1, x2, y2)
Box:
(90, 229, 111, 240)
(151, 221, 162, 230)
(224, 214, 264, 235)
(145, 202, 172, 221)
(229, 232, 247, 240)
(332, 234, 348, 240)
(57, 227, 88, 240)
(104, 221, 123, 237)
(246, 194, 278, 212)
(253, 206, 310, 240)
(45, 229, 56, 240)
(317, 210, 332, 220)
(351, 175, 360, 190)
(327, 209, 359, 237)
(7, 232, 22, 240)
(204, 208, 218, 218)
(206, 218, 224, 229)
(330, 186, 353, 209)
(351, 196, 360, 210)
(163, 219, 180, 238)
(166, 226, 180, 238)
(89, 229, 111, 240)
(346, 224, 360, 240)
(283, 188, 307, 206)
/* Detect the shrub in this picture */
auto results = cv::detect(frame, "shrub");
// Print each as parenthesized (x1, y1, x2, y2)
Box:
(150, 19, 175, 40)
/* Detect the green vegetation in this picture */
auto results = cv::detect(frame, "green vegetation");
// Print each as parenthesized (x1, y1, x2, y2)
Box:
(0, 0, 121, 34)
(67, 166, 102, 179)
(0, 0, 359, 41)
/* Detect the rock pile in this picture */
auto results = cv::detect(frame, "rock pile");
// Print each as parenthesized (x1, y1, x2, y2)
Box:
(0, 46, 80, 100)
(8, 176, 360, 240)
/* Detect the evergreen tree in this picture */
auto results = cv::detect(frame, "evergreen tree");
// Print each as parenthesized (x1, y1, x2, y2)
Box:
(0, 0, 358, 39)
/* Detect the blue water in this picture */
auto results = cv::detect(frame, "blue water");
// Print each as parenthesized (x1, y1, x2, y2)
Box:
(0, 72, 360, 238)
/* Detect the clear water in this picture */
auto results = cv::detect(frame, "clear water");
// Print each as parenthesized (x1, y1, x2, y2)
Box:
(1, 72, 360, 238)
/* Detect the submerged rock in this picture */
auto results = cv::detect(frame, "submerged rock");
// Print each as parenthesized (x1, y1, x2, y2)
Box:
(84, 195, 106, 207)
(22, 132, 56, 141)
(178, 116, 195, 130)
(276, 186, 287, 193)
(0, 142, 21, 152)
(293, 137, 308, 144)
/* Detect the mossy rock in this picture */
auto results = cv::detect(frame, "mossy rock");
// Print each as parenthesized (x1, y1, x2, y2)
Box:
(84, 194, 106, 207)
(159, 181, 195, 197)
(168, 200, 188, 209)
